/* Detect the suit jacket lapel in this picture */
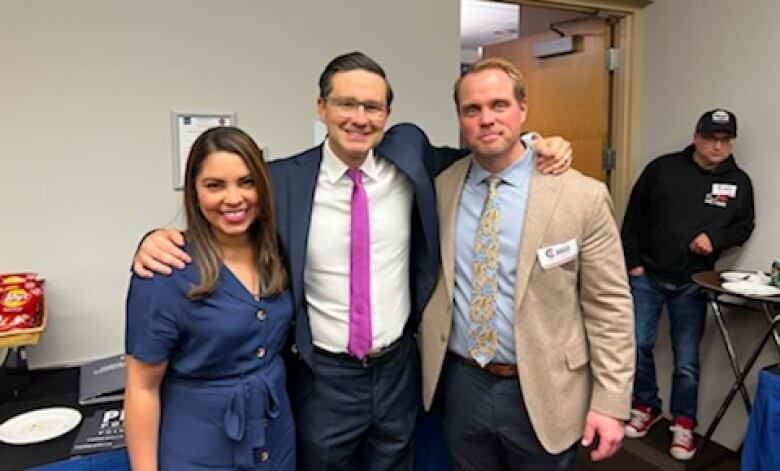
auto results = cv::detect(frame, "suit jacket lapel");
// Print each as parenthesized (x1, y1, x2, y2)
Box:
(438, 157, 472, 302)
(513, 171, 561, 311)
(288, 149, 322, 308)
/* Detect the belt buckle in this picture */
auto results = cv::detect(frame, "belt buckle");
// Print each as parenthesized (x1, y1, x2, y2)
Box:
(359, 340, 395, 368)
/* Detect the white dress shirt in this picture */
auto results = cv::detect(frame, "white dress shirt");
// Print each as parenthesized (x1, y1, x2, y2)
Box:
(305, 139, 413, 353)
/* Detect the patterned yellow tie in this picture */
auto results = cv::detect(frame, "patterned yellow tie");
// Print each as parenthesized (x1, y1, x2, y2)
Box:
(468, 175, 501, 367)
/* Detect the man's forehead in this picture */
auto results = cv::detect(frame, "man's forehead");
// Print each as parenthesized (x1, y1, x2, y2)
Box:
(460, 70, 513, 93)
(331, 70, 386, 95)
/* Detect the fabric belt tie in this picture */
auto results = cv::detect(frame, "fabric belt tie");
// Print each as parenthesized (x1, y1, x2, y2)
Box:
(223, 375, 280, 469)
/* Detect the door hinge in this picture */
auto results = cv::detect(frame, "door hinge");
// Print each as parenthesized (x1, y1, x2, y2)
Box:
(606, 47, 619, 71)
(602, 148, 616, 170)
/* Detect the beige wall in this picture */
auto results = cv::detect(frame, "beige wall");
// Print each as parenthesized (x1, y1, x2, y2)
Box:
(641, 0, 780, 449)
(0, 0, 459, 367)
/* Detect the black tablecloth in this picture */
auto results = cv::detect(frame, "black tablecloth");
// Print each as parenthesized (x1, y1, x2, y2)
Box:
(0, 367, 123, 471)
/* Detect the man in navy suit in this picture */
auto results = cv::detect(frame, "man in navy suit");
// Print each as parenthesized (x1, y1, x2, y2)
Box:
(132, 52, 570, 470)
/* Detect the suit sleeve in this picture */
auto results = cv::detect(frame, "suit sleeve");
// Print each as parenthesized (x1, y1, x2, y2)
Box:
(381, 123, 468, 177)
(705, 174, 755, 251)
(430, 145, 469, 176)
(579, 184, 635, 421)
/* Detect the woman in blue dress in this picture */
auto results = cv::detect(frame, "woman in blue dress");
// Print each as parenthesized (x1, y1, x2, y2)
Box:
(124, 126, 294, 471)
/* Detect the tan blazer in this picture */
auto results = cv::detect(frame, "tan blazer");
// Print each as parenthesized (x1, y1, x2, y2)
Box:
(419, 156, 635, 454)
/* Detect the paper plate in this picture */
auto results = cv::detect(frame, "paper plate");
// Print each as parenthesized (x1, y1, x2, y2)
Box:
(722, 281, 780, 297)
(0, 407, 82, 445)
(720, 271, 750, 282)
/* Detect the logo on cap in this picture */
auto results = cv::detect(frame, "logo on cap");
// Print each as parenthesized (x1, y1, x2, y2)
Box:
(711, 110, 730, 124)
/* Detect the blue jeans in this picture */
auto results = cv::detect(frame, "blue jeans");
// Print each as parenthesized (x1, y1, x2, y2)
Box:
(629, 273, 707, 423)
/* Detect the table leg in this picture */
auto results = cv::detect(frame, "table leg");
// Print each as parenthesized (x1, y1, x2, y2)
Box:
(691, 313, 780, 470)
(709, 298, 752, 413)
(760, 303, 780, 354)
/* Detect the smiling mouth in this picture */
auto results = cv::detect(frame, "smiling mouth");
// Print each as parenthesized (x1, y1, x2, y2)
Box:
(221, 209, 248, 223)
(345, 130, 371, 139)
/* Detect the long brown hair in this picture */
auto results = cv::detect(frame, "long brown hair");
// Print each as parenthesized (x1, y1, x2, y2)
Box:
(183, 126, 287, 300)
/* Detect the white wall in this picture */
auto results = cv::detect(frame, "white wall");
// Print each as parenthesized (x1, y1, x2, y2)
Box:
(0, 0, 460, 367)
(641, 0, 780, 449)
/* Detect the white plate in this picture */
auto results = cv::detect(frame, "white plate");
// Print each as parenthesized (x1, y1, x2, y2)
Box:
(0, 407, 82, 445)
(722, 280, 780, 297)
(720, 271, 750, 282)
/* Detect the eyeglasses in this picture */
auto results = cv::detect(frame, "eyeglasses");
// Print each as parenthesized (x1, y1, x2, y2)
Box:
(326, 97, 388, 118)
(701, 136, 734, 145)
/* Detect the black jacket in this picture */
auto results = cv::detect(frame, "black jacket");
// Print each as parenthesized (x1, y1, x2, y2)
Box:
(621, 145, 755, 285)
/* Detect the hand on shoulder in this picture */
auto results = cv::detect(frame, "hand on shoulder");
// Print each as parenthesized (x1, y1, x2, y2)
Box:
(132, 228, 189, 278)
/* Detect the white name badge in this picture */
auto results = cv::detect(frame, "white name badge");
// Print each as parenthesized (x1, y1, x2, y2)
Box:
(537, 239, 578, 270)
(712, 183, 737, 198)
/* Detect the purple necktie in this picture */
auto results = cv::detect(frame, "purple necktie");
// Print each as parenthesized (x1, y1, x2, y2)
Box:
(347, 168, 372, 359)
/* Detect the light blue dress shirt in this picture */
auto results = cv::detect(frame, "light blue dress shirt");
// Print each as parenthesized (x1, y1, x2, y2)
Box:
(449, 145, 534, 364)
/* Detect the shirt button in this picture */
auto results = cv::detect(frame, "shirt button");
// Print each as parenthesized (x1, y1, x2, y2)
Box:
(256, 309, 266, 320)
(259, 450, 269, 462)
(256, 347, 266, 359)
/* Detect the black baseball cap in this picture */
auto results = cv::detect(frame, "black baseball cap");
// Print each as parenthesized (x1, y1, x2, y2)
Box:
(696, 109, 737, 138)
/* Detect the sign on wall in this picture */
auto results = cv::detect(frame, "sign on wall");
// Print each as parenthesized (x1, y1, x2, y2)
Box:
(171, 111, 237, 190)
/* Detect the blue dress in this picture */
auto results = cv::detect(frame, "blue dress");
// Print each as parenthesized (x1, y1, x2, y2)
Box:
(125, 253, 294, 471)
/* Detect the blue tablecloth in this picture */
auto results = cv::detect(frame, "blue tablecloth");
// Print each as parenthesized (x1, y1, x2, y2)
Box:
(27, 449, 130, 471)
(414, 400, 451, 471)
(742, 365, 780, 471)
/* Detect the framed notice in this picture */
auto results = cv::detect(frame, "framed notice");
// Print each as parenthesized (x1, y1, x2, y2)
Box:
(172, 111, 236, 189)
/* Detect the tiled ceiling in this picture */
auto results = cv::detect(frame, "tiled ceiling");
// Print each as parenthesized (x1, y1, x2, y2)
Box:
(461, 0, 520, 49)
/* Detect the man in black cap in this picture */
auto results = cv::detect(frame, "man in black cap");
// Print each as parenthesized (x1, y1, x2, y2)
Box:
(620, 109, 755, 460)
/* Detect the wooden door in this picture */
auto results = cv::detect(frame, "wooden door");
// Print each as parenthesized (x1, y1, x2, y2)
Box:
(484, 18, 610, 182)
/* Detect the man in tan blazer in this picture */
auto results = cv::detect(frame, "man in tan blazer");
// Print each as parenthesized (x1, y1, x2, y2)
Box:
(418, 57, 634, 470)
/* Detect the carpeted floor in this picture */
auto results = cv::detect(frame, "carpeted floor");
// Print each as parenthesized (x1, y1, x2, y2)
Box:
(576, 418, 740, 471)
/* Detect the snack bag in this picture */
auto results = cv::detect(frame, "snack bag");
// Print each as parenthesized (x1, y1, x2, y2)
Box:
(0, 273, 45, 332)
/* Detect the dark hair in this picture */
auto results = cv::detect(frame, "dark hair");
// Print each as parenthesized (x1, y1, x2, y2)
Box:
(183, 126, 287, 300)
(318, 51, 394, 107)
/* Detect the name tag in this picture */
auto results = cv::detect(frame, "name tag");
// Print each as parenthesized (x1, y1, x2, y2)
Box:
(537, 239, 578, 270)
(704, 193, 728, 208)
(712, 183, 737, 198)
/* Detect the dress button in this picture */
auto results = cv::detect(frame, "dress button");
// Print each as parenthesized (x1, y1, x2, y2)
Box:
(259, 450, 269, 462)
(256, 309, 266, 320)
(256, 347, 266, 358)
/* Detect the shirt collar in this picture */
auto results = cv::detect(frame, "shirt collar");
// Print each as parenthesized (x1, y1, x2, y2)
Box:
(321, 138, 379, 184)
(468, 143, 535, 188)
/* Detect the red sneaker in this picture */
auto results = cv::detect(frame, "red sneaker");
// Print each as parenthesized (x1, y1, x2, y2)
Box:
(669, 416, 696, 460)
(624, 404, 661, 438)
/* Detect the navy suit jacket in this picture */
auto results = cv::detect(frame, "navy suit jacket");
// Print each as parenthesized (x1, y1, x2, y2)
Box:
(268, 123, 464, 368)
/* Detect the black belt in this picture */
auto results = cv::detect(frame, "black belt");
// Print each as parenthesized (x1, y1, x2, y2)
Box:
(313, 336, 404, 368)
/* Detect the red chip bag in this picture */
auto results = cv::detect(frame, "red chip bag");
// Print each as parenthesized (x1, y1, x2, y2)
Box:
(0, 273, 45, 332)
(1, 273, 44, 288)
(0, 312, 35, 332)
(1, 285, 42, 314)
